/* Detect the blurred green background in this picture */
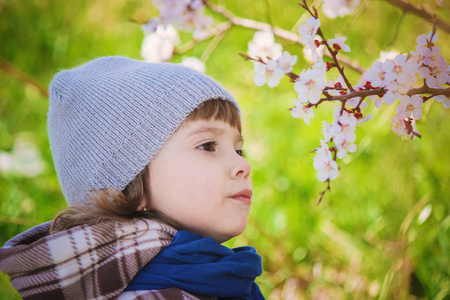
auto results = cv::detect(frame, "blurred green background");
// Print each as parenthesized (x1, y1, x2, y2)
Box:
(1, 0, 449, 299)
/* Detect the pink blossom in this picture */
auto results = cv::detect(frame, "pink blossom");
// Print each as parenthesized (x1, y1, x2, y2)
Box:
(314, 140, 339, 181)
(363, 60, 395, 87)
(334, 135, 357, 159)
(392, 54, 419, 84)
(416, 31, 438, 46)
(294, 69, 326, 104)
(395, 95, 423, 119)
(321, 0, 360, 18)
(391, 114, 408, 136)
(277, 51, 297, 73)
(298, 17, 320, 43)
(423, 46, 441, 66)
(328, 35, 351, 52)
(291, 101, 315, 124)
(418, 56, 448, 87)
(254, 60, 284, 88)
(152, 0, 212, 33)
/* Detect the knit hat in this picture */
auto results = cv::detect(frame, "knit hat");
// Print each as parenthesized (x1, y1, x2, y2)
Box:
(48, 56, 239, 206)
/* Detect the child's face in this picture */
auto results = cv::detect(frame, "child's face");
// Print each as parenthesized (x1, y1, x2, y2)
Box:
(146, 119, 252, 243)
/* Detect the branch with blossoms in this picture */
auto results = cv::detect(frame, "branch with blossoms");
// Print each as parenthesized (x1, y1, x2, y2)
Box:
(246, 0, 449, 202)
(138, 0, 450, 202)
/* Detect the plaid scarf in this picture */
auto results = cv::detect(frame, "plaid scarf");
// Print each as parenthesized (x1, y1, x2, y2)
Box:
(0, 218, 210, 299)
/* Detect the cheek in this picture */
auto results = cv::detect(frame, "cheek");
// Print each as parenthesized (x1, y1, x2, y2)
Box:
(149, 157, 219, 209)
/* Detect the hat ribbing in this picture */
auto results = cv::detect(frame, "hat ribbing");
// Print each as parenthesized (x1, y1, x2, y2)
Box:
(48, 56, 239, 206)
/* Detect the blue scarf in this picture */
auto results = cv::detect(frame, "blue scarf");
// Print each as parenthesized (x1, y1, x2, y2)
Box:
(125, 230, 265, 300)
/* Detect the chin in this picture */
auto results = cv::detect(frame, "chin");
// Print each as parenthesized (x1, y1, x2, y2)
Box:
(217, 222, 248, 243)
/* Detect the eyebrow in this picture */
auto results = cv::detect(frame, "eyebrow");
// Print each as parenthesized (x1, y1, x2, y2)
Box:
(187, 126, 244, 143)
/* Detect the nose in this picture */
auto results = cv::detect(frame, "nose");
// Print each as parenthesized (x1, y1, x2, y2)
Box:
(232, 154, 251, 180)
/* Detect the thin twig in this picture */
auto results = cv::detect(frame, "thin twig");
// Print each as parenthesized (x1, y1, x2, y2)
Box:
(407, 85, 450, 97)
(0, 58, 49, 98)
(385, 0, 450, 34)
(175, 21, 232, 55)
(317, 179, 331, 204)
(387, 12, 406, 46)
(0, 215, 39, 226)
(205, 1, 365, 74)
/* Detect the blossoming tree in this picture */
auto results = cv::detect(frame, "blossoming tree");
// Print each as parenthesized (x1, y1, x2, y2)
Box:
(139, 0, 449, 202)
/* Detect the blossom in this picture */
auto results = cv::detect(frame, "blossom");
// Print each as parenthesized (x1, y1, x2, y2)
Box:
(294, 69, 326, 104)
(418, 56, 448, 87)
(416, 31, 438, 47)
(334, 134, 357, 159)
(0, 138, 45, 177)
(392, 54, 419, 84)
(298, 17, 320, 43)
(248, 30, 283, 61)
(391, 114, 420, 138)
(391, 114, 408, 136)
(181, 57, 205, 73)
(328, 35, 351, 52)
(291, 101, 314, 124)
(395, 95, 423, 119)
(363, 60, 395, 87)
(253, 60, 284, 88)
(141, 25, 179, 62)
(379, 50, 400, 62)
(314, 140, 339, 181)
(152, 0, 212, 33)
(321, 0, 360, 18)
(303, 41, 324, 63)
(434, 95, 450, 109)
(277, 51, 297, 73)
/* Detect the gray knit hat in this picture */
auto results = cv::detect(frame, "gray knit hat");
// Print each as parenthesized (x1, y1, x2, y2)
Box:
(48, 56, 239, 206)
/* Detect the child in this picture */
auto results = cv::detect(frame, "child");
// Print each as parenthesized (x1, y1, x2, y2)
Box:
(0, 56, 265, 299)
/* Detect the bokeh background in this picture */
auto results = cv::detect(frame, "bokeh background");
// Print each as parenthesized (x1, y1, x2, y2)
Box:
(1, 0, 449, 299)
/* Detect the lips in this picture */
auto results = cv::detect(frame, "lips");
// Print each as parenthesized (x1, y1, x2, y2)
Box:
(230, 189, 253, 204)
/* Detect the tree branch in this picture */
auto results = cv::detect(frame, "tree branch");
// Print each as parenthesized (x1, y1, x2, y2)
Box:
(0, 58, 49, 98)
(206, 1, 365, 74)
(407, 85, 450, 97)
(385, 0, 450, 34)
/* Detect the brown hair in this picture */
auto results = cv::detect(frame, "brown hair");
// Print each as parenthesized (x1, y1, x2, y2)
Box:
(50, 99, 240, 234)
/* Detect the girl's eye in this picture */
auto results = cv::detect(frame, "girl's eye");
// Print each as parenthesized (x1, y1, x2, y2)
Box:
(198, 141, 217, 152)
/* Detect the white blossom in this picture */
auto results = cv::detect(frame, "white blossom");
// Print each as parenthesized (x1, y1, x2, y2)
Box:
(248, 30, 283, 61)
(396, 95, 423, 119)
(434, 95, 450, 108)
(334, 135, 357, 159)
(254, 60, 284, 88)
(291, 101, 314, 124)
(391, 114, 408, 136)
(151, 0, 212, 33)
(314, 140, 339, 181)
(321, 0, 360, 18)
(181, 57, 205, 73)
(141, 24, 179, 62)
(418, 55, 448, 87)
(277, 51, 297, 73)
(294, 69, 326, 104)
(298, 17, 320, 44)
(328, 35, 351, 52)
(303, 41, 324, 64)
(0, 139, 45, 177)
(363, 60, 395, 87)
